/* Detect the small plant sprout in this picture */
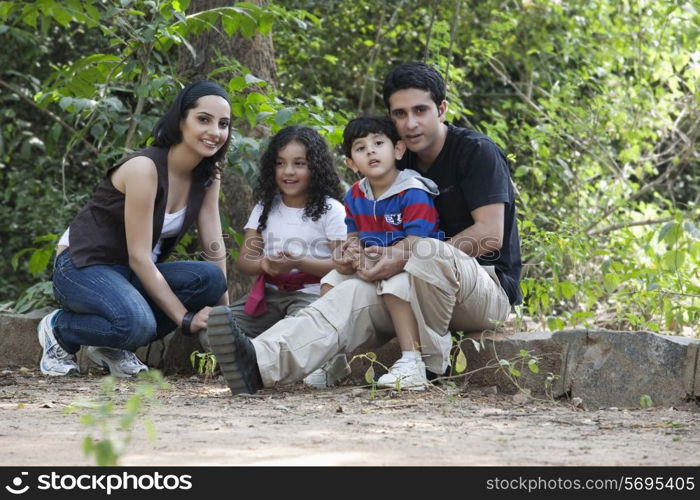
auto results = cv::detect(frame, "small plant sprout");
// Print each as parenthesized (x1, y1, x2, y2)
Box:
(65, 370, 170, 466)
(639, 394, 654, 408)
(190, 350, 218, 380)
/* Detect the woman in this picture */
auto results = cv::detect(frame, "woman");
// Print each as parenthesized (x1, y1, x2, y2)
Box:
(38, 81, 230, 377)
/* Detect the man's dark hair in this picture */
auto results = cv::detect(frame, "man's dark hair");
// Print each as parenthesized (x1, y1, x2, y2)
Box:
(382, 61, 446, 110)
(342, 116, 399, 158)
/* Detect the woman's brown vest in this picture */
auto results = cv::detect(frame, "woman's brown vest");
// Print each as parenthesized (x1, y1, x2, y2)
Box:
(68, 147, 208, 267)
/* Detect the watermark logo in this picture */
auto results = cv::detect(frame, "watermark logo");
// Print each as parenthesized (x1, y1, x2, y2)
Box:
(5, 472, 29, 495)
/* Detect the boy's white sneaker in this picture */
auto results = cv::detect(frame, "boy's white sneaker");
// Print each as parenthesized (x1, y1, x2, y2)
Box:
(376, 357, 428, 391)
(303, 354, 351, 388)
(37, 310, 79, 376)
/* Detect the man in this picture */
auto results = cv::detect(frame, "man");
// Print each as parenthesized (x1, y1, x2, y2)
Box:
(206, 61, 522, 394)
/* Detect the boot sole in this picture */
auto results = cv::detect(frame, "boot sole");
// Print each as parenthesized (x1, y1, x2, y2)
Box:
(207, 306, 249, 395)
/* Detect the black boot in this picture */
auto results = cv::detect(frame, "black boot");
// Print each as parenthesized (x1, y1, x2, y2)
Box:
(207, 306, 263, 395)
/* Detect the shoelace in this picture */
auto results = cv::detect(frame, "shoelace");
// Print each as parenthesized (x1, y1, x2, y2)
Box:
(101, 348, 141, 366)
(117, 350, 142, 365)
(47, 342, 74, 361)
(389, 358, 420, 375)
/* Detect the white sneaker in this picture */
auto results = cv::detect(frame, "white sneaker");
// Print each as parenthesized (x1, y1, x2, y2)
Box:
(37, 310, 79, 376)
(86, 346, 148, 377)
(303, 354, 351, 388)
(376, 357, 428, 391)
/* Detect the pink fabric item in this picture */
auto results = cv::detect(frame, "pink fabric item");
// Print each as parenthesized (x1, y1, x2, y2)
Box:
(243, 274, 268, 317)
(243, 272, 320, 317)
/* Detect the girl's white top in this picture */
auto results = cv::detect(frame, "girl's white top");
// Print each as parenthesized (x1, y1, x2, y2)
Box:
(244, 196, 347, 295)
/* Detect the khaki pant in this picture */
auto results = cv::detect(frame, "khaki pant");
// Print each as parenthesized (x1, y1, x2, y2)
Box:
(253, 239, 511, 386)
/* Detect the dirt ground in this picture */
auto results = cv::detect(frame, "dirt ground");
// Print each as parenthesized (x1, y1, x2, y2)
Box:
(1, 367, 699, 467)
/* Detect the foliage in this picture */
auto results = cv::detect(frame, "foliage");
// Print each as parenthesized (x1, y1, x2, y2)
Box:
(275, 0, 699, 337)
(64, 370, 170, 466)
(0, 0, 697, 337)
(190, 349, 218, 380)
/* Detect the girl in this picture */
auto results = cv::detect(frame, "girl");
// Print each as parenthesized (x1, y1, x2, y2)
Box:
(38, 81, 230, 377)
(208, 126, 348, 387)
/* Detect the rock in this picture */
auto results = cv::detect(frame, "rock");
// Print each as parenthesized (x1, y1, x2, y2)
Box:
(556, 329, 699, 409)
(0, 310, 199, 375)
(348, 338, 401, 380)
(462, 329, 700, 409)
(512, 389, 531, 404)
(462, 330, 566, 397)
(0, 309, 51, 368)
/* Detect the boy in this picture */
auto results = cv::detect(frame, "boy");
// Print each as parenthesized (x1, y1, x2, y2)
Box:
(319, 116, 442, 389)
(206, 62, 520, 396)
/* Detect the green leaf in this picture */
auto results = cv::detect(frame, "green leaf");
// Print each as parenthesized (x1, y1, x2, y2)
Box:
(245, 92, 267, 105)
(661, 250, 685, 271)
(144, 418, 157, 443)
(603, 273, 619, 293)
(658, 222, 678, 244)
(82, 436, 94, 456)
(528, 359, 539, 374)
(51, 6, 74, 28)
(94, 440, 118, 466)
(364, 365, 375, 384)
(683, 221, 700, 240)
(28, 247, 52, 276)
(664, 223, 684, 246)
(454, 347, 467, 373)
(275, 107, 294, 126)
(229, 76, 247, 92)
(468, 337, 481, 352)
(559, 280, 576, 300)
(547, 316, 565, 331)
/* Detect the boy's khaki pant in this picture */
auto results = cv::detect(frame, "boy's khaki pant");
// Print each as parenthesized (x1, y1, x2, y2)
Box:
(252, 239, 511, 386)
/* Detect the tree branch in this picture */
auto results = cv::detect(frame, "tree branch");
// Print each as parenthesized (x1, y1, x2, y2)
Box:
(587, 216, 675, 236)
(486, 57, 626, 182)
(0, 79, 99, 156)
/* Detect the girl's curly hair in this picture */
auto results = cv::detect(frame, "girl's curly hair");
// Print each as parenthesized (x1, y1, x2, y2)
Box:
(254, 126, 343, 232)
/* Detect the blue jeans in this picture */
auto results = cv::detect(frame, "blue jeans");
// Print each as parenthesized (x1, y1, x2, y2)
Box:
(51, 250, 227, 354)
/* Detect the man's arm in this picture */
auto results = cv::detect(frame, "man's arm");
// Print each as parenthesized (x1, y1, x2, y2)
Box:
(448, 203, 504, 256)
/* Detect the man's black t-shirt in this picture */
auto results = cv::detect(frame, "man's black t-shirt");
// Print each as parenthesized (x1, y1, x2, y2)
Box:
(398, 123, 522, 305)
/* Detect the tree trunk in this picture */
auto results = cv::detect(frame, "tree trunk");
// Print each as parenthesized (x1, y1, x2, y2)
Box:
(177, 0, 278, 89)
(177, 0, 278, 302)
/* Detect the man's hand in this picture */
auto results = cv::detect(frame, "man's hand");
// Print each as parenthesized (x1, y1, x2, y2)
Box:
(356, 245, 408, 281)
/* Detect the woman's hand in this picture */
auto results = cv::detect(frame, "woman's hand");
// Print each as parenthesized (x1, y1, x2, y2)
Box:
(190, 306, 212, 333)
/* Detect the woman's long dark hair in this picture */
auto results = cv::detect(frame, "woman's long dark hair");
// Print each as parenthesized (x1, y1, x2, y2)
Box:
(255, 126, 343, 232)
(152, 81, 231, 183)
